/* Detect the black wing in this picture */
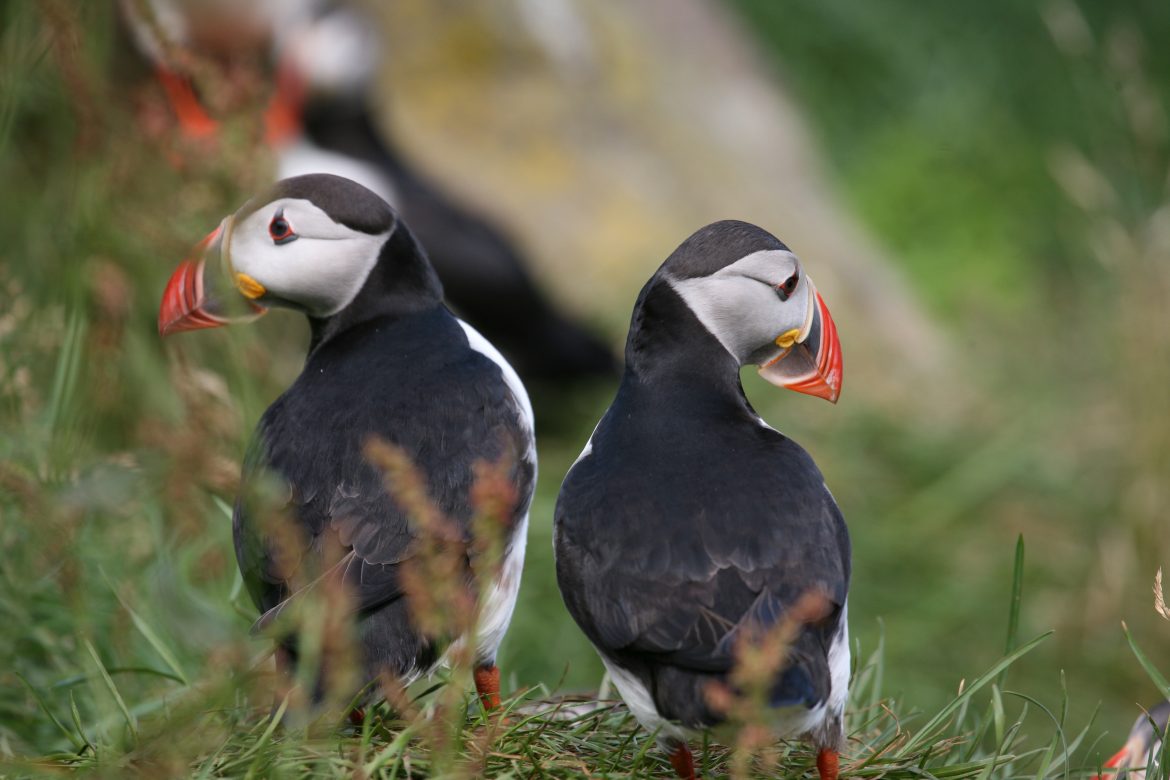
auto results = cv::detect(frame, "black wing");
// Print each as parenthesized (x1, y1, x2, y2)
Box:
(233, 443, 419, 634)
(233, 312, 535, 633)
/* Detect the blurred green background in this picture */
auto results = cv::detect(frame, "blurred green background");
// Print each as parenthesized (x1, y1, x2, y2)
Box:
(2, 0, 1168, 768)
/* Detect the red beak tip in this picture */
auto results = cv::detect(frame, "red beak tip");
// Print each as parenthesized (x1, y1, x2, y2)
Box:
(815, 292, 843, 404)
(158, 256, 228, 337)
(158, 317, 186, 338)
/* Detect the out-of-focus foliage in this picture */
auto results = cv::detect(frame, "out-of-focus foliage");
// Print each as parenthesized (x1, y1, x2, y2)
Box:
(737, 0, 1170, 315)
(1, 0, 1168, 775)
(737, 0, 1170, 730)
(373, 0, 955, 408)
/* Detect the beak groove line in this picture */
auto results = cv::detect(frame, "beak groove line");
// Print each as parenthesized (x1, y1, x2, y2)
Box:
(158, 259, 229, 336)
(787, 290, 841, 402)
(757, 287, 843, 403)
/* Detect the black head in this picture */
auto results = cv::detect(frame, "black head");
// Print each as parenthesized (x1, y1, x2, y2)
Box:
(238, 173, 396, 236)
(662, 220, 791, 279)
(625, 220, 842, 402)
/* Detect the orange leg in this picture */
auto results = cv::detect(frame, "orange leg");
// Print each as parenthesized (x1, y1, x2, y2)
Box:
(669, 742, 698, 780)
(817, 748, 840, 780)
(474, 664, 501, 711)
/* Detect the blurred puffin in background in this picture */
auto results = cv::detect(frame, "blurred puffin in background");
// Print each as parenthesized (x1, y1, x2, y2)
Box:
(122, 0, 617, 390)
(159, 173, 535, 715)
(554, 221, 848, 780)
(1096, 701, 1169, 780)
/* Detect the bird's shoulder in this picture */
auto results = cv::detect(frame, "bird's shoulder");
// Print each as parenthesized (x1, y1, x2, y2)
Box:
(558, 398, 834, 546)
(261, 309, 531, 459)
(554, 398, 848, 660)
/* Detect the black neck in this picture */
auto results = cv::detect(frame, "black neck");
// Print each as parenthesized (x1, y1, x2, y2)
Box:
(621, 279, 750, 412)
(308, 221, 443, 353)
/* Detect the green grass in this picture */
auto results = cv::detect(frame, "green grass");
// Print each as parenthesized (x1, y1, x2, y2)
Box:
(0, 535, 1146, 778)
(3, 1, 1170, 777)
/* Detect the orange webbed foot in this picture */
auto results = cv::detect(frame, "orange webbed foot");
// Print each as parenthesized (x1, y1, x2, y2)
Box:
(474, 664, 501, 711)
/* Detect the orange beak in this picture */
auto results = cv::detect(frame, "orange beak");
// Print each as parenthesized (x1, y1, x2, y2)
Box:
(758, 286, 843, 403)
(158, 224, 265, 337)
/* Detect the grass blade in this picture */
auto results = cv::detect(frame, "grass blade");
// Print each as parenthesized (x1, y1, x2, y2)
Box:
(218, 694, 290, 774)
(82, 638, 137, 740)
(212, 494, 234, 521)
(973, 721, 1021, 780)
(44, 308, 84, 439)
(51, 666, 187, 688)
(996, 534, 1025, 692)
(902, 631, 1051, 753)
(991, 684, 1005, 747)
(868, 619, 887, 714)
(363, 721, 420, 774)
(15, 672, 83, 750)
(1122, 622, 1170, 702)
(103, 571, 189, 685)
(68, 690, 91, 754)
(124, 609, 189, 685)
(1004, 535, 1025, 658)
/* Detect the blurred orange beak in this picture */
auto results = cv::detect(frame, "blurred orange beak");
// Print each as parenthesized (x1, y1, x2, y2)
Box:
(158, 223, 265, 337)
(758, 285, 843, 403)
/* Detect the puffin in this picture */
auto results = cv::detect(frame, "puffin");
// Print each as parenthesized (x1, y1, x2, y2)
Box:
(122, 0, 617, 386)
(553, 221, 848, 780)
(1096, 700, 1169, 780)
(158, 173, 535, 714)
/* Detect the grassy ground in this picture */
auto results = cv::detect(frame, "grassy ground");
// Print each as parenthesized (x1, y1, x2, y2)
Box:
(2, 1, 1170, 777)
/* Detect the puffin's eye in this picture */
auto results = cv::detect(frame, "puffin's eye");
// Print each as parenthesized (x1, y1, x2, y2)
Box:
(269, 209, 297, 245)
(777, 270, 799, 301)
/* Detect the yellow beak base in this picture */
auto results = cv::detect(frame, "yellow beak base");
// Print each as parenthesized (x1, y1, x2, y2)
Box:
(235, 273, 267, 300)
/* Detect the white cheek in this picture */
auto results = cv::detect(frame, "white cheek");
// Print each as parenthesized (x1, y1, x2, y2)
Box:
(270, 237, 386, 315)
(229, 199, 391, 317)
(666, 249, 812, 364)
(669, 274, 803, 364)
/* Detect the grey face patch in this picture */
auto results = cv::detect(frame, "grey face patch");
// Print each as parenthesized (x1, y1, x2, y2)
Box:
(666, 249, 812, 365)
(229, 197, 393, 317)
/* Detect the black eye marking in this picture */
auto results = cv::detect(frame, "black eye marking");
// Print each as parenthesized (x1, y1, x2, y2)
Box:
(269, 208, 297, 245)
(777, 270, 799, 301)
